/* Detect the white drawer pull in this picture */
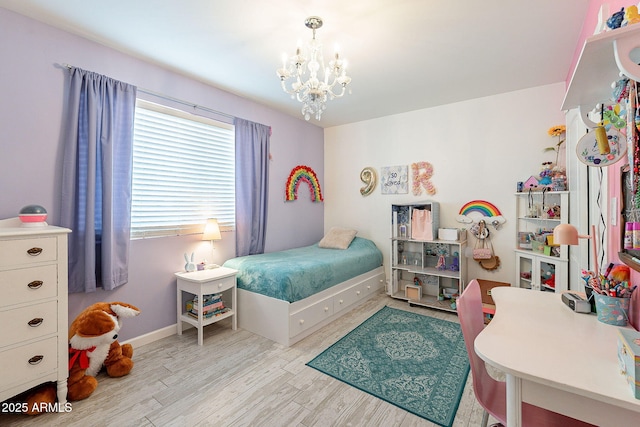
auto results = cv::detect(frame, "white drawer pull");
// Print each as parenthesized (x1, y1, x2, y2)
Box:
(339, 299, 344, 304)
(367, 285, 371, 289)
(27, 247, 43, 256)
(299, 319, 304, 325)
(356, 291, 361, 295)
(27, 280, 43, 290)
(324, 306, 329, 312)
(28, 318, 44, 327)
(28, 355, 44, 365)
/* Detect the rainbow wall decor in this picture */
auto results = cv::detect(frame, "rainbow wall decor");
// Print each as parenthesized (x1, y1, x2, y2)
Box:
(456, 200, 505, 225)
(459, 200, 501, 217)
(285, 165, 324, 202)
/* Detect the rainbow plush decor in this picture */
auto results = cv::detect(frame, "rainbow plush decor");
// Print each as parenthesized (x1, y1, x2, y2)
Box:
(458, 200, 501, 217)
(285, 165, 323, 202)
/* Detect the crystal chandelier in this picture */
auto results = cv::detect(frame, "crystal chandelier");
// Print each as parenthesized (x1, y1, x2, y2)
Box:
(277, 16, 352, 121)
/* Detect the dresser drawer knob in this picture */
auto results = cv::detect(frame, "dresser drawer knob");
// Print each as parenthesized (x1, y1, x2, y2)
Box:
(356, 291, 361, 295)
(27, 247, 43, 256)
(27, 280, 44, 289)
(28, 355, 44, 365)
(324, 306, 329, 312)
(299, 319, 304, 325)
(28, 318, 44, 327)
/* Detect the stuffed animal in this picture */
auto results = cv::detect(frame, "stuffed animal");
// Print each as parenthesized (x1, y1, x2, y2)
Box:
(543, 274, 556, 289)
(22, 301, 140, 414)
(67, 301, 141, 400)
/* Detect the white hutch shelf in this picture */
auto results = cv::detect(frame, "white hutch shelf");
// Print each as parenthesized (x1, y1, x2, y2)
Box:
(562, 24, 640, 126)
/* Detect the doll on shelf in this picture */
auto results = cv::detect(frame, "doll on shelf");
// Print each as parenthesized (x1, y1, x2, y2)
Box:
(435, 247, 447, 270)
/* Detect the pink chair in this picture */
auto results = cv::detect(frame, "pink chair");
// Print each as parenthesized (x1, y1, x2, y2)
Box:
(457, 279, 596, 427)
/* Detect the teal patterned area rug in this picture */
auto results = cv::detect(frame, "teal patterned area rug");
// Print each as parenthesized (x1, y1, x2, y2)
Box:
(306, 306, 470, 427)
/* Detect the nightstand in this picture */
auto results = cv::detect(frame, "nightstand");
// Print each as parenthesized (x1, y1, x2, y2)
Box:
(175, 267, 237, 345)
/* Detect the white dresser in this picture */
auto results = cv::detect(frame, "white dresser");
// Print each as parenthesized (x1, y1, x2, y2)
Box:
(0, 217, 71, 406)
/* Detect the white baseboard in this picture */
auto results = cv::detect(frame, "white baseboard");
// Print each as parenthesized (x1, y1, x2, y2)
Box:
(122, 324, 177, 348)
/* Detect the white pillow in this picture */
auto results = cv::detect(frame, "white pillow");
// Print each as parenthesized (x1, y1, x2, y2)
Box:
(318, 227, 358, 249)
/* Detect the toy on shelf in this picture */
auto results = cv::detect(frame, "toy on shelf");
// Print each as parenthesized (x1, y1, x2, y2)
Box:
(626, 5, 640, 25)
(607, 7, 625, 29)
(435, 247, 447, 270)
(450, 252, 460, 271)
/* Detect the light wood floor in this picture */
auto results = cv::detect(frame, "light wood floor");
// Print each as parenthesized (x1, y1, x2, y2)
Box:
(1, 292, 501, 427)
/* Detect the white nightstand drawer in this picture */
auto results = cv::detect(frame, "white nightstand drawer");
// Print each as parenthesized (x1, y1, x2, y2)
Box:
(0, 237, 57, 268)
(0, 301, 58, 347)
(210, 276, 235, 292)
(0, 337, 57, 391)
(0, 265, 58, 306)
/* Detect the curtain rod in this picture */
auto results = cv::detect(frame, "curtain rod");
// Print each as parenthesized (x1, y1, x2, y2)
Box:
(61, 63, 236, 121)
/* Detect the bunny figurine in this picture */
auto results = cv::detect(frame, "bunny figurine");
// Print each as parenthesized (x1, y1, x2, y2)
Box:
(184, 252, 196, 272)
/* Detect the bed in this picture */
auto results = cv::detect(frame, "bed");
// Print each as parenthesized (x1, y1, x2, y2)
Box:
(222, 234, 385, 346)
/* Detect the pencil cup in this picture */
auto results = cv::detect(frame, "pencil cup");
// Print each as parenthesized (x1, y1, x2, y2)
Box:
(594, 294, 630, 326)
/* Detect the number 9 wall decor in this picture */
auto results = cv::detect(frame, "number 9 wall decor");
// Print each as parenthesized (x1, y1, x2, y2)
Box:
(359, 167, 377, 196)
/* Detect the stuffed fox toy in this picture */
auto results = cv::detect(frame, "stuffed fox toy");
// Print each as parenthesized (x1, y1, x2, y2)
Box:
(24, 301, 140, 414)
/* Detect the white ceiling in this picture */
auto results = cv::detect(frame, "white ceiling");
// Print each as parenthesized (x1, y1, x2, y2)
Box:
(0, 0, 590, 127)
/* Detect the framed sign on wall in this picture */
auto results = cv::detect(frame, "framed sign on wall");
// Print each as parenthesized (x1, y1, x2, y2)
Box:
(381, 165, 408, 194)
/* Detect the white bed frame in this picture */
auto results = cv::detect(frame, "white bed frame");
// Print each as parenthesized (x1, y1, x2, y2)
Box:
(237, 266, 385, 346)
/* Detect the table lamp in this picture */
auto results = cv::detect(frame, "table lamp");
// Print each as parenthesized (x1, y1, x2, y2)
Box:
(553, 223, 598, 275)
(202, 218, 222, 267)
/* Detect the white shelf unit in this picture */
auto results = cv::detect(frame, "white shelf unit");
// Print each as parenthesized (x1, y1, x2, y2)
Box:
(562, 23, 640, 125)
(515, 251, 568, 293)
(514, 191, 569, 293)
(388, 202, 467, 313)
(562, 22, 640, 278)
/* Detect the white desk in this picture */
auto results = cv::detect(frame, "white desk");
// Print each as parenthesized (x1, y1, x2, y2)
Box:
(475, 287, 640, 427)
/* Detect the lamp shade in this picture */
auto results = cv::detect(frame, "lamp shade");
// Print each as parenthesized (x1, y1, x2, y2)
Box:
(553, 223, 579, 245)
(202, 218, 222, 241)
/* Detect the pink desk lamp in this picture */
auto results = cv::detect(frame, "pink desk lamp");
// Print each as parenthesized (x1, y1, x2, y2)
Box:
(553, 223, 598, 275)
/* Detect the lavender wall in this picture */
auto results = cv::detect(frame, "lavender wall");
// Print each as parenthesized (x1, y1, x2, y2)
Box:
(0, 8, 324, 340)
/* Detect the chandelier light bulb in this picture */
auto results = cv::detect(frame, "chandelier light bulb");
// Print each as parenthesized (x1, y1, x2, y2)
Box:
(277, 16, 351, 121)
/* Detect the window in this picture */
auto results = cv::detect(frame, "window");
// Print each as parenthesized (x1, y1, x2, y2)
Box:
(130, 100, 235, 238)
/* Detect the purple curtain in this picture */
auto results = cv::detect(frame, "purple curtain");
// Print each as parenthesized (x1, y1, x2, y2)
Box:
(234, 118, 270, 256)
(60, 67, 137, 293)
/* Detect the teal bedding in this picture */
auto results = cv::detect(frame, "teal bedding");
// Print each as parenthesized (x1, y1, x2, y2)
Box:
(222, 237, 383, 303)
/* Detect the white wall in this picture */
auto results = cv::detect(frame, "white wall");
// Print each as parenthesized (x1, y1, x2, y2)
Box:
(324, 83, 567, 286)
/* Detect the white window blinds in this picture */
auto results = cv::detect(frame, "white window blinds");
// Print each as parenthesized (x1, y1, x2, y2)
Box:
(131, 100, 235, 238)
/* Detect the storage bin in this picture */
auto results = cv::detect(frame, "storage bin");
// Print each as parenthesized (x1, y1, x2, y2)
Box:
(531, 240, 545, 253)
(477, 279, 510, 306)
(617, 328, 640, 399)
(405, 284, 422, 301)
(594, 294, 630, 326)
(438, 228, 466, 241)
